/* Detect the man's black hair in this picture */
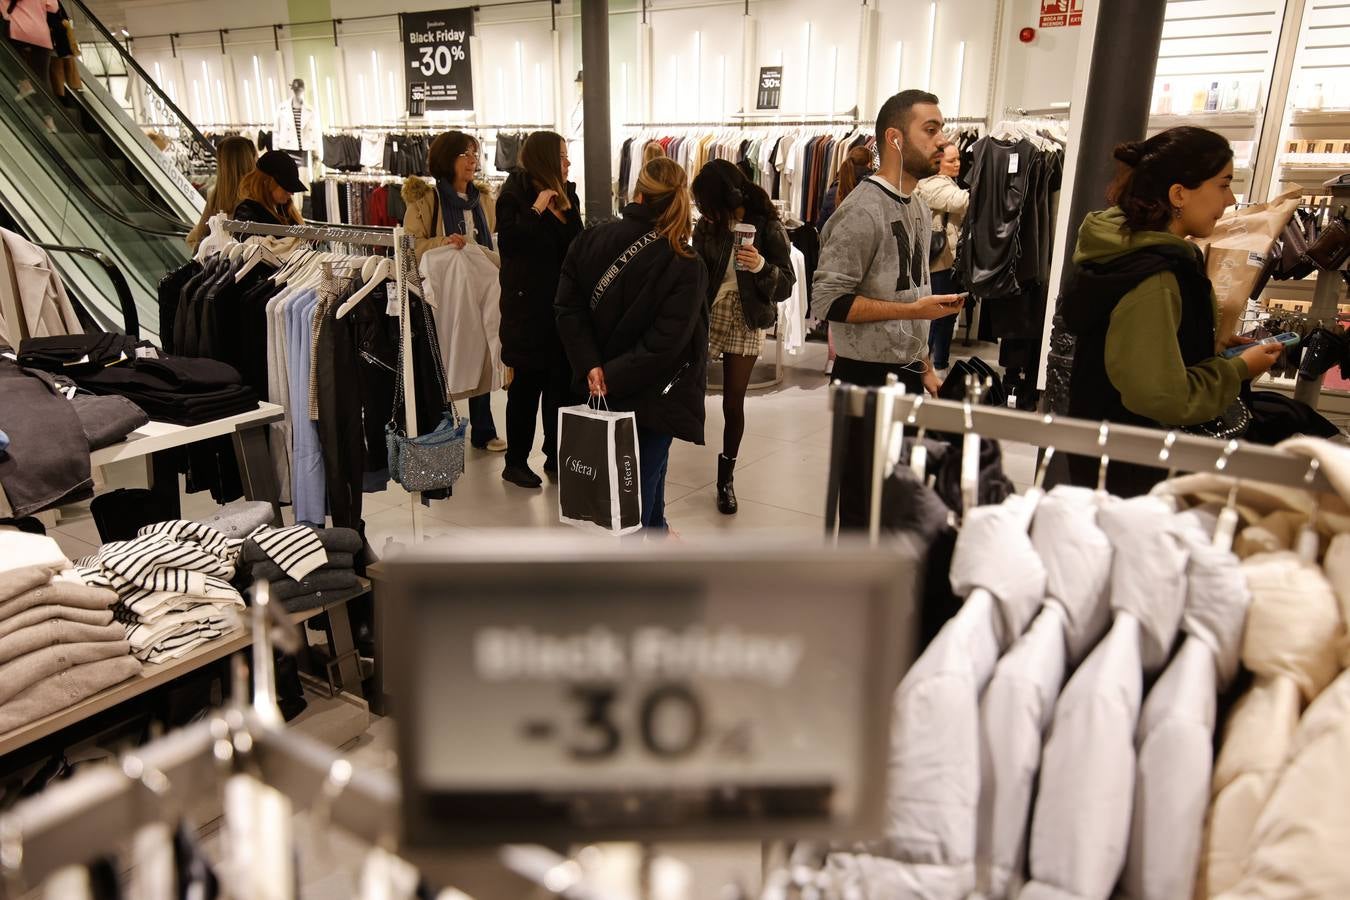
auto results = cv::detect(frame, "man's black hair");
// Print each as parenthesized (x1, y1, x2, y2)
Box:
(876, 89, 941, 139)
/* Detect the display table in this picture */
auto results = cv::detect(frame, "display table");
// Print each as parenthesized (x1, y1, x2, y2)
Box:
(89, 401, 286, 523)
(0, 578, 369, 759)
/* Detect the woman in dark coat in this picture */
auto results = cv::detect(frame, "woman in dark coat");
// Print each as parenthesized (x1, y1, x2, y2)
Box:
(555, 156, 707, 532)
(496, 130, 584, 488)
(691, 159, 795, 515)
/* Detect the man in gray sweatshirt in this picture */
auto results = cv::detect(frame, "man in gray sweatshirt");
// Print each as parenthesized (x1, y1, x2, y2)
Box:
(813, 90, 964, 527)
(812, 89, 964, 396)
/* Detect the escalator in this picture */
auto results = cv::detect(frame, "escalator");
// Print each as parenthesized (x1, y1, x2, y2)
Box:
(0, 0, 215, 344)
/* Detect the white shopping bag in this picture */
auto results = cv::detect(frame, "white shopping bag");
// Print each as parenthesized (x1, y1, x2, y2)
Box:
(557, 401, 643, 535)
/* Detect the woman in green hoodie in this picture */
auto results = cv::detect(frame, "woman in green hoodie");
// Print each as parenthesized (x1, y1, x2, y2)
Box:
(1058, 126, 1284, 494)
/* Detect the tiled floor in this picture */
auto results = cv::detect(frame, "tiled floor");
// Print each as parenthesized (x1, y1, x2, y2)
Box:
(48, 338, 1031, 558)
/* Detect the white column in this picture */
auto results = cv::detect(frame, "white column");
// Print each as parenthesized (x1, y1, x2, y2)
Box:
(470, 34, 485, 124)
(637, 20, 653, 121)
(554, 28, 566, 129)
(740, 13, 757, 114)
(856, 4, 878, 120)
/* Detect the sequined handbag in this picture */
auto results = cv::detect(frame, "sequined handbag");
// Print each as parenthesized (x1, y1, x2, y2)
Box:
(386, 410, 466, 492)
(385, 273, 466, 492)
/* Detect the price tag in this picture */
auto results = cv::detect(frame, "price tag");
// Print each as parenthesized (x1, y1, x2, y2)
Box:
(381, 533, 918, 847)
(386, 294, 400, 317)
(1008, 152, 1020, 175)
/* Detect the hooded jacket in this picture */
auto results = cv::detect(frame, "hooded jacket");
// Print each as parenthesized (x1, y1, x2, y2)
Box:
(497, 170, 583, 369)
(401, 175, 498, 265)
(691, 212, 796, 330)
(554, 203, 708, 444)
(1060, 208, 1248, 430)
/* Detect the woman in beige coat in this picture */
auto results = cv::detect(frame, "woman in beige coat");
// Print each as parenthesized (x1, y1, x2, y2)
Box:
(402, 131, 504, 452)
(915, 143, 969, 372)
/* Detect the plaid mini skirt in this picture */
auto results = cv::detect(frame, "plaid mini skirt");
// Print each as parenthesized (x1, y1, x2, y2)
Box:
(708, 290, 764, 358)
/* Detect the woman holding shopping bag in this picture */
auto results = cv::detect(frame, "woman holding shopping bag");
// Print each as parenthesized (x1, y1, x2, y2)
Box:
(555, 156, 708, 532)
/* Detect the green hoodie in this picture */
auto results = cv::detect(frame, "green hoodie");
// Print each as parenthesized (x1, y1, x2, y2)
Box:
(1072, 207, 1248, 427)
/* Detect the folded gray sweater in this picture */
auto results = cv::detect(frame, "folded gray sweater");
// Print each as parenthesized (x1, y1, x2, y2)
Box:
(0, 565, 65, 606)
(0, 581, 118, 624)
(248, 553, 354, 583)
(0, 656, 141, 735)
(261, 569, 360, 602)
(0, 605, 115, 641)
(240, 527, 362, 564)
(0, 640, 132, 706)
(0, 620, 126, 667)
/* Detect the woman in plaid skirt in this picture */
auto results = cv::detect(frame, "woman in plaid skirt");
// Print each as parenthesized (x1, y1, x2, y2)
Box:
(691, 160, 796, 515)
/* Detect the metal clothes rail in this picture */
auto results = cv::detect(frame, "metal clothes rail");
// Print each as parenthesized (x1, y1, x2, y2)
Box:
(219, 218, 430, 540)
(623, 118, 862, 129)
(829, 382, 1336, 494)
(1003, 105, 1072, 119)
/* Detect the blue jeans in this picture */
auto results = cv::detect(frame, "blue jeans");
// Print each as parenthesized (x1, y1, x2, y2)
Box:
(468, 393, 498, 446)
(637, 426, 673, 531)
(928, 269, 959, 369)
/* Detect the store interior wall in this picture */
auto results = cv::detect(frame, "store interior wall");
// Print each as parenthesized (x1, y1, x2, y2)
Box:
(108, 0, 1012, 134)
(992, 0, 1081, 115)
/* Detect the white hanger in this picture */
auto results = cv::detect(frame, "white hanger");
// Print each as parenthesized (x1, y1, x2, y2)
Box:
(1211, 440, 1242, 552)
(235, 242, 282, 281)
(1297, 458, 1322, 563)
(336, 257, 394, 318)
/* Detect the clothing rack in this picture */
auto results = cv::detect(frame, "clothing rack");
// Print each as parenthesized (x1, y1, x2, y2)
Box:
(623, 118, 861, 129)
(333, 122, 552, 133)
(218, 218, 430, 541)
(830, 382, 1335, 493)
(1002, 105, 1071, 119)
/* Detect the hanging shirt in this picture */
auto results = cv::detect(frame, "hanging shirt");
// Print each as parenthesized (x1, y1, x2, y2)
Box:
(419, 243, 504, 400)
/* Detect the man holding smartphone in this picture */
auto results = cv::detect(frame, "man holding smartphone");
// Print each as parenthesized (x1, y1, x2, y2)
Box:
(812, 89, 965, 527)
(812, 89, 965, 397)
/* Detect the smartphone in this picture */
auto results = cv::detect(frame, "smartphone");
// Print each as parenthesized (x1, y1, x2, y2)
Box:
(942, 292, 969, 307)
(1221, 331, 1300, 358)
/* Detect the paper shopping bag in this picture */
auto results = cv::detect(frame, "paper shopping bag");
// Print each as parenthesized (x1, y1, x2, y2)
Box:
(557, 403, 643, 535)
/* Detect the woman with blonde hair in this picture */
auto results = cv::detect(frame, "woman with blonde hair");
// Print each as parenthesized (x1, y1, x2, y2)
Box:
(643, 140, 666, 164)
(186, 135, 256, 249)
(555, 156, 708, 532)
(232, 150, 306, 226)
(496, 129, 583, 487)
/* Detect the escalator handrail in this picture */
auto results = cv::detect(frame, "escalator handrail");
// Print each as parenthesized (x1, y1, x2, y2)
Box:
(62, 0, 215, 161)
(34, 243, 140, 338)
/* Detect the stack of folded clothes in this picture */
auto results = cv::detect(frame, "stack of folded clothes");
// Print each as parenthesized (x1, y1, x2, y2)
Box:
(239, 525, 362, 613)
(16, 336, 258, 427)
(0, 532, 141, 734)
(77, 356, 257, 427)
(75, 520, 246, 664)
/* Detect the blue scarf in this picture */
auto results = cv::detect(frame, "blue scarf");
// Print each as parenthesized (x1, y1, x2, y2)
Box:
(436, 180, 495, 251)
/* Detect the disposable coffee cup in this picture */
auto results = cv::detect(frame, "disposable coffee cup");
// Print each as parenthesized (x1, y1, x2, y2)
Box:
(733, 223, 757, 270)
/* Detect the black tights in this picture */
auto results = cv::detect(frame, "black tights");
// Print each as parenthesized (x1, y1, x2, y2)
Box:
(720, 353, 757, 459)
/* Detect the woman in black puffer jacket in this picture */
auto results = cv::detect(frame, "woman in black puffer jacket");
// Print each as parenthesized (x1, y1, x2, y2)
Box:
(496, 130, 584, 489)
(555, 157, 708, 533)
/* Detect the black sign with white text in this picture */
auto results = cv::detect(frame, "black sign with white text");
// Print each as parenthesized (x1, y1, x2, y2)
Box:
(401, 9, 474, 112)
(756, 66, 783, 110)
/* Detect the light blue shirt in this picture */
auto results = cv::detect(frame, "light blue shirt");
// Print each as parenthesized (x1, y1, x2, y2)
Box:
(286, 288, 326, 525)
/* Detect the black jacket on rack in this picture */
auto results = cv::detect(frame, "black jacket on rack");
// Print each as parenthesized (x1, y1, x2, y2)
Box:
(555, 203, 709, 444)
(692, 212, 796, 330)
(496, 170, 584, 370)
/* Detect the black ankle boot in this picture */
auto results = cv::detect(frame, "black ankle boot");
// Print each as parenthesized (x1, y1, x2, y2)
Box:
(716, 454, 738, 515)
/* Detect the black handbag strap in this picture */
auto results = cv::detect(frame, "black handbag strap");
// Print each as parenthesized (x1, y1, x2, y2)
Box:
(591, 231, 661, 310)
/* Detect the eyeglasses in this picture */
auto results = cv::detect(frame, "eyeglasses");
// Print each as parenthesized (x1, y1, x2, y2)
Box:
(458, 151, 480, 160)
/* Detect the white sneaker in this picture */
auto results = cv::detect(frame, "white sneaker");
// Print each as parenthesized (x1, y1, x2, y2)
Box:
(15, 81, 35, 101)
(484, 437, 507, 452)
